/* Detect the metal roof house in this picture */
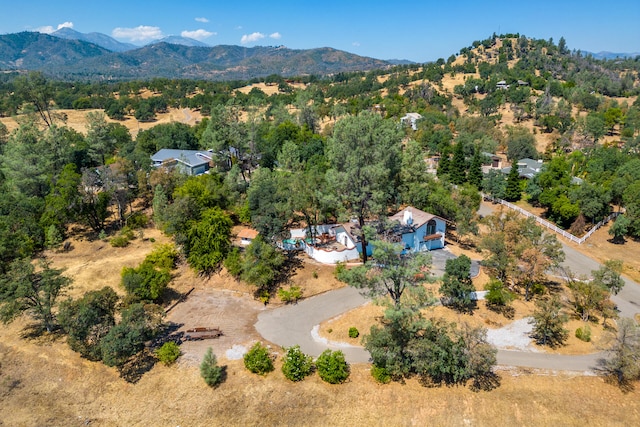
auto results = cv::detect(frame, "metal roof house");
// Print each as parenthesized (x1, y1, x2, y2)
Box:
(501, 158, 544, 179)
(151, 149, 213, 176)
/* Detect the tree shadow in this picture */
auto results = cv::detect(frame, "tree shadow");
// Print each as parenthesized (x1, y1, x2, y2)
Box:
(117, 349, 157, 384)
(595, 358, 636, 393)
(469, 372, 501, 392)
(19, 323, 65, 343)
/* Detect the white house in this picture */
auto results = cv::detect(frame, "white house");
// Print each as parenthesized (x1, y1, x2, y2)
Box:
(151, 149, 213, 176)
(400, 113, 423, 131)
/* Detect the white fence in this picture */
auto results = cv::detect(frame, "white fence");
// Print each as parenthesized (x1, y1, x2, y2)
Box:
(486, 196, 621, 245)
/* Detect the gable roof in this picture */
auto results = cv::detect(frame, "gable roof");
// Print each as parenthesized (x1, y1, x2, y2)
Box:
(388, 206, 443, 229)
(238, 228, 259, 240)
(151, 149, 211, 168)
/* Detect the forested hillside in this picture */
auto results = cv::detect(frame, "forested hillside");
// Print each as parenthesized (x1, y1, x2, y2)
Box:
(1, 34, 640, 388)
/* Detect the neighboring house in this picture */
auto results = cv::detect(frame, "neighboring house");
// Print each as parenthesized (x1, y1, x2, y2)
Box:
(501, 158, 544, 179)
(238, 228, 259, 246)
(481, 152, 503, 173)
(496, 80, 509, 90)
(400, 112, 423, 130)
(500, 158, 583, 185)
(151, 149, 213, 176)
(285, 206, 446, 264)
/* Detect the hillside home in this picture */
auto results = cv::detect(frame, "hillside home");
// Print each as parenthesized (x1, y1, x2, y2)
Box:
(501, 158, 543, 179)
(151, 149, 213, 176)
(237, 228, 259, 246)
(400, 113, 423, 130)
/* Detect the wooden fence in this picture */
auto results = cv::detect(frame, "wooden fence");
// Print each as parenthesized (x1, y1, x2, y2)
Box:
(485, 196, 621, 244)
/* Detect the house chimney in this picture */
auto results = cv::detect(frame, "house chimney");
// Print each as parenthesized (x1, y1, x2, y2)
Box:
(403, 209, 413, 225)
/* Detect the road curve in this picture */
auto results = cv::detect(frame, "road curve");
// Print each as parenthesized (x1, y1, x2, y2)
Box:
(256, 285, 611, 371)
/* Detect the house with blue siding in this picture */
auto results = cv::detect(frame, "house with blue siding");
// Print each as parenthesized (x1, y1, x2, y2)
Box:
(151, 149, 213, 176)
(387, 207, 446, 252)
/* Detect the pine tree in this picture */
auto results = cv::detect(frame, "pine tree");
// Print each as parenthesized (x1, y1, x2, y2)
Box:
(504, 164, 521, 201)
(468, 148, 483, 189)
(450, 142, 467, 185)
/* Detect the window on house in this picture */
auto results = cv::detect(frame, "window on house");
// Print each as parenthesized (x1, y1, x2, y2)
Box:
(426, 219, 436, 235)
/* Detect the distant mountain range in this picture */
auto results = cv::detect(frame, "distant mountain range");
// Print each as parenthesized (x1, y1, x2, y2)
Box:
(585, 51, 640, 60)
(0, 30, 392, 81)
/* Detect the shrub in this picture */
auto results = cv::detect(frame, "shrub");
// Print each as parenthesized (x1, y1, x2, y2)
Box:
(281, 345, 313, 382)
(243, 342, 274, 375)
(144, 244, 178, 270)
(121, 263, 171, 302)
(110, 227, 135, 247)
(224, 247, 243, 279)
(156, 341, 181, 365)
(334, 262, 346, 280)
(575, 325, 592, 342)
(371, 365, 391, 384)
(127, 212, 149, 229)
(348, 327, 360, 338)
(312, 270, 319, 279)
(98, 229, 108, 241)
(200, 347, 224, 387)
(278, 286, 303, 304)
(316, 349, 349, 384)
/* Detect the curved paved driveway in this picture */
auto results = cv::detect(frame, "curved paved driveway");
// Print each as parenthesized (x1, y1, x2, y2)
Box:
(256, 286, 608, 371)
(256, 203, 639, 371)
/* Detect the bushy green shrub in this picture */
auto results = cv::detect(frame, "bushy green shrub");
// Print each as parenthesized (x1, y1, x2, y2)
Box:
(200, 347, 224, 387)
(224, 247, 243, 279)
(281, 345, 313, 382)
(144, 244, 178, 270)
(243, 342, 274, 375)
(575, 325, 592, 342)
(121, 263, 171, 302)
(371, 365, 391, 384)
(110, 227, 135, 247)
(316, 349, 349, 384)
(156, 341, 181, 365)
(348, 327, 360, 338)
(334, 262, 346, 280)
(127, 212, 149, 229)
(278, 286, 303, 304)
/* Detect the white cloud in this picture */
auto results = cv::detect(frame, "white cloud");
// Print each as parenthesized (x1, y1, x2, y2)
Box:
(112, 25, 163, 42)
(241, 32, 265, 44)
(352, 42, 361, 47)
(36, 25, 55, 34)
(36, 21, 74, 34)
(195, 17, 209, 23)
(269, 32, 281, 40)
(235, 26, 243, 30)
(181, 29, 216, 40)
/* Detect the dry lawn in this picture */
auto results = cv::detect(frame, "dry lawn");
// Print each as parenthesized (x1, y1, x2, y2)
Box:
(1, 321, 639, 427)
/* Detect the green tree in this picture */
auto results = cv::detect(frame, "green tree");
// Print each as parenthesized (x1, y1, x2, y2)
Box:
(529, 297, 568, 348)
(0, 258, 71, 333)
(599, 318, 640, 388)
(439, 255, 475, 313)
(468, 148, 483, 189)
(185, 207, 233, 274)
(13, 71, 55, 127)
(609, 214, 630, 244)
(100, 303, 164, 367)
(241, 236, 286, 296)
(504, 164, 522, 202)
(449, 142, 467, 185)
(200, 347, 225, 387)
(337, 240, 433, 308)
(592, 260, 625, 296)
(506, 126, 538, 162)
(243, 342, 274, 375)
(326, 112, 402, 262)
(316, 349, 350, 384)
(281, 345, 314, 382)
(58, 286, 119, 361)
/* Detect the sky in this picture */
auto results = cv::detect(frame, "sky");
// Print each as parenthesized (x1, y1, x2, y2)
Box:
(1, 0, 639, 62)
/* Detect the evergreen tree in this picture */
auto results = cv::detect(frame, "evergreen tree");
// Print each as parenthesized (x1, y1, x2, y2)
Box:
(468, 149, 483, 189)
(450, 142, 467, 185)
(504, 164, 521, 201)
